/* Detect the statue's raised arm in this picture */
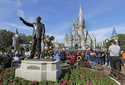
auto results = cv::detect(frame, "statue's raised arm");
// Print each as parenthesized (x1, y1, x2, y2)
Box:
(19, 17, 33, 27)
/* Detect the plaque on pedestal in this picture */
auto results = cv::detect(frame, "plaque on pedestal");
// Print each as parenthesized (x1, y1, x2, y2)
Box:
(15, 60, 61, 81)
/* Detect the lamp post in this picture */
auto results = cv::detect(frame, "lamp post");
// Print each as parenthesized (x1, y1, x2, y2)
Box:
(105, 39, 109, 46)
(105, 39, 110, 66)
(105, 39, 109, 52)
(70, 34, 73, 49)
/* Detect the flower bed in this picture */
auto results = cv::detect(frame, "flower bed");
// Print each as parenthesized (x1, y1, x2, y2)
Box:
(0, 67, 118, 85)
(60, 67, 118, 85)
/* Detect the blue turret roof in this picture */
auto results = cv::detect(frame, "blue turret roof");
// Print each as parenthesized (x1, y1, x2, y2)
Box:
(112, 27, 117, 36)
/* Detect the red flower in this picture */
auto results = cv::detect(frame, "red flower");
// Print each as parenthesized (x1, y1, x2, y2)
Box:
(60, 80, 68, 85)
(0, 79, 3, 84)
(68, 56, 76, 65)
(90, 80, 93, 85)
(86, 80, 89, 85)
(83, 61, 91, 68)
(32, 80, 38, 85)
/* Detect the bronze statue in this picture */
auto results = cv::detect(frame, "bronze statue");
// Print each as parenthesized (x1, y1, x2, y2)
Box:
(19, 16, 45, 59)
(43, 35, 55, 58)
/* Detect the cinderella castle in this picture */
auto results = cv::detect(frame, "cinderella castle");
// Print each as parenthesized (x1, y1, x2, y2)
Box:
(64, 6, 96, 50)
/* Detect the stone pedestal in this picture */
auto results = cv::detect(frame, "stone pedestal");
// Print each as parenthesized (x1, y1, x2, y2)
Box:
(15, 60, 61, 81)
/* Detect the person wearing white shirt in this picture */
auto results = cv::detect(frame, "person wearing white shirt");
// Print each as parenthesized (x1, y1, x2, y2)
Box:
(108, 40, 121, 71)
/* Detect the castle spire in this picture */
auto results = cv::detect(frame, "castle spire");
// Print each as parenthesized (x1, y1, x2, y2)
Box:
(79, 5, 83, 27)
(112, 27, 117, 36)
(16, 28, 19, 34)
(111, 27, 118, 41)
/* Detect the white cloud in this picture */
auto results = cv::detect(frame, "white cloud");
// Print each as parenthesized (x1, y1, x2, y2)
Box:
(0, 22, 32, 35)
(17, 9, 25, 17)
(90, 27, 112, 42)
(90, 23, 125, 42)
(16, 0, 25, 17)
(46, 21, 72, 43)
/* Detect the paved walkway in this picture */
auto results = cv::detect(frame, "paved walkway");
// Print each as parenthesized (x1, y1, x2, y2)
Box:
(120, 66, 125, 85)
(121, 66, 125, 74)
(104, 65, 125, 85)
(95, 64, 125, 85)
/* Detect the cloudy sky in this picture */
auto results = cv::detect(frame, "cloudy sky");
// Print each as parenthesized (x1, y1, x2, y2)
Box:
(0, 0, 125, 43)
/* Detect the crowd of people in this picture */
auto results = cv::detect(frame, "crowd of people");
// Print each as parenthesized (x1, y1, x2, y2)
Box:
(0, 51, 22, 68)
(84, 39, 125, 73)
(55, 39, 125, 73)
(0, 39, 125, 74)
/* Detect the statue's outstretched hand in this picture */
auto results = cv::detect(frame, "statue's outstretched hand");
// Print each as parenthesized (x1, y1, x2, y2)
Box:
(19, 17, 24, 21)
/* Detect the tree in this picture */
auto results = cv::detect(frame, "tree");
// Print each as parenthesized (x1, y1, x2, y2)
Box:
(0, 29, 32, 52)
(117, 34, 125, 50)
(19, 33, 32, 44)
(0, 29, 13, 52)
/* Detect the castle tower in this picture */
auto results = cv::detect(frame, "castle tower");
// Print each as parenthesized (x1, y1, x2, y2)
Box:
(78, 5, 85, 35)
(78, 5, 86, 49)
(112, 27, 117, 37)
(16, 28, 19, 34)
(79, 5, 84, 28)
(64, 5, 91, 50)
(111, 27, 118, 41)
(64, 34, 70, 47)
